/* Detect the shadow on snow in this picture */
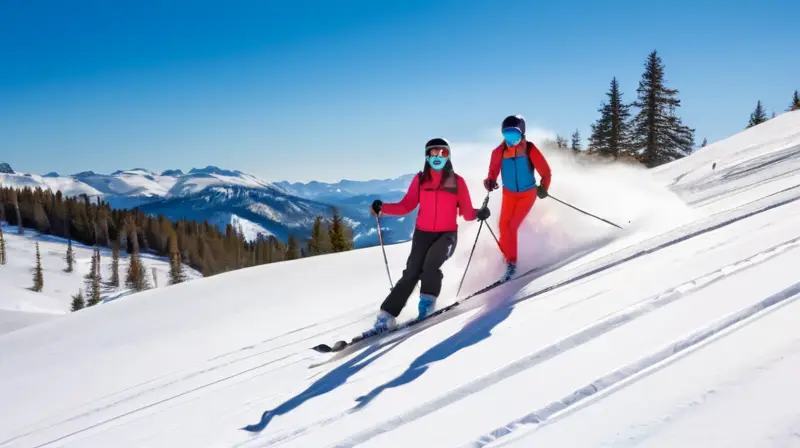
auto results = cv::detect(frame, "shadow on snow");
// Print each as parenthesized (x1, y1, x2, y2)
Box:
(241, 232, 617, 433)
(348, 235, 619, 411)
(350, 291, 514, 411)
(240, 332, 410, 432)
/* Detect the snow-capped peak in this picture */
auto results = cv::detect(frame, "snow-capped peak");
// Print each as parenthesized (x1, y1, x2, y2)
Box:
(187, 165, 244, 177)
(0, 163, 16, 174)
(0, 164, 281, 207)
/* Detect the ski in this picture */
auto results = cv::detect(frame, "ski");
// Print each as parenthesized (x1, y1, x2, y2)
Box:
(311, 263, 550, 354)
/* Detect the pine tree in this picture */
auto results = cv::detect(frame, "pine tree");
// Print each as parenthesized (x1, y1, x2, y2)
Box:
(701, 138, 708, 148)
(0, 226, 6, 265)
(328, 208, 353, 252)
(570, 129, 582, 152)
(70, 289, 85, 312)
(555, 134, 568, 148)
(11, 189, 23, 234)
(168, 231, 186, 285)
(789, 90, 800, 111)
(64, 238, 75, 272)
(85, 248, 101, 306)
(138, 256, 150, 290)
(631, 50, 695, 167)
(109, 238, 120, 287)
(747, 100, 768, 128)
(126, 251, 147, 291)
(588, 77, 633, 158)
(285, 234, 300, 260)
(125, 237, 150, 292)
(31, 242, 43, 292)
(95, 246, 101, 279)
(32, 199, 50, 233)
(307, 216, 332, 256)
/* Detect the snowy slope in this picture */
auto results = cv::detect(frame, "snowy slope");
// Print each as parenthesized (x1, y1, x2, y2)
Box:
(0, 111, 798, 448)
(165, 166, 276, 197)
(0, 171, 104, 198)
(0, 222, 202, 336)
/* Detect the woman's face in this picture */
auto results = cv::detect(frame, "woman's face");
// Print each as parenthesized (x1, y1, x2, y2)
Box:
(426, 147, 450, 170)
(502, 128, 523, 146)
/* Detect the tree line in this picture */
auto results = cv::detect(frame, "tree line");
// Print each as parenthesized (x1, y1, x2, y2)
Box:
(0, 185, 355, 309)
(745, 90, 799, 128)
(548, 49, 799, 167)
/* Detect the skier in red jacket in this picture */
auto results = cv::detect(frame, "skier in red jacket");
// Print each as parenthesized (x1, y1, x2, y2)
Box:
(483, 115, 552, 282)
(370, 137, 491, 331)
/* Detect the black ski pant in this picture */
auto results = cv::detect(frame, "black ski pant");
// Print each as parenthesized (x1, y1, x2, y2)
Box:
(380, 229, 458, 317)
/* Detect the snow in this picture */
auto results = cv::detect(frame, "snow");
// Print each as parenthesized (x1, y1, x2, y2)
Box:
(167, 170, 274, 197)
(0, 110, 798, 448)
(0, 223, 203, 335)
(0, 172, 103, 198)
(230, 214, 274, 241)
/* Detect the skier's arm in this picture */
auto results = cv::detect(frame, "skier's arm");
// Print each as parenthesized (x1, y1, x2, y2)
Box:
(486, 146, 502, 183)
(380, 175, 420, 216)
(528, 142, 552, 191)
(456, 176, 477, 221)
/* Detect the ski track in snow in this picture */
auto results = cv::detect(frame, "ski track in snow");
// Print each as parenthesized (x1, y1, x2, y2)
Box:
(564, 338, 800, 448)
(0, 306, 381, 448)
(330, 234, 800, 448)
(470, 280, 800, 447)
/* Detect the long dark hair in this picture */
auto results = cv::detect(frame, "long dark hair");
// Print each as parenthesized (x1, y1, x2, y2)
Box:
(419, 158, 455, 188)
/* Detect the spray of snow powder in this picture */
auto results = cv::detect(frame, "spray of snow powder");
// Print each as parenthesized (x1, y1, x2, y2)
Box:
(434, 129, 696, 297)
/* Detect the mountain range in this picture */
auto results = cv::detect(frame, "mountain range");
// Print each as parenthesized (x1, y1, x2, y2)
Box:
(0, 163, 418, 248)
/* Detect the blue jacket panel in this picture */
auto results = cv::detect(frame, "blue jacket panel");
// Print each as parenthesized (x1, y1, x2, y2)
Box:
(500, 146, 537, 193)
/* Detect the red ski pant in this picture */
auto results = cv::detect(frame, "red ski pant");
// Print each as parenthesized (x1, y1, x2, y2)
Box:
(498, 189, 537, 264)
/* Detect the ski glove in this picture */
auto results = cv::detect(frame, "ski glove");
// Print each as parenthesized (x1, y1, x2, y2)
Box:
(483, 178, 498, 191)
(537, 186, 548, 199)
(476, 206, 491, 221)
(371, 199, 383, 215)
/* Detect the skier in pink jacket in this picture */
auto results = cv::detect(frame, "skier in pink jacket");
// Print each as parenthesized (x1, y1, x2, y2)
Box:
(369, 138, 491, 331)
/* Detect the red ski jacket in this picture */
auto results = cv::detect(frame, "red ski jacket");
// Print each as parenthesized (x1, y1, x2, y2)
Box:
(381, 170, 477, 232)
(487, 140, 552, 193)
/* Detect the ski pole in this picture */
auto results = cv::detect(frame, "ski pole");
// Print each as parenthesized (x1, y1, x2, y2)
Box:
(484, 221, 501, 250)
(548, 194, 623, 229)
(375, 214, 394, 290)
(456, 193, 490, 297)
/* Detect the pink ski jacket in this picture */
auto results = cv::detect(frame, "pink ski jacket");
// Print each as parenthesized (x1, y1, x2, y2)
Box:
(381, 170, 477, 232)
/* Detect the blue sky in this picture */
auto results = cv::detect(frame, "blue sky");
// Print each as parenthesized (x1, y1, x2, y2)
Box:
(1, 0, 798, 182)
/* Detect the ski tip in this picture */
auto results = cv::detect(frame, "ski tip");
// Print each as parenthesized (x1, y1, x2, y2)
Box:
(311, 344, 332, 353)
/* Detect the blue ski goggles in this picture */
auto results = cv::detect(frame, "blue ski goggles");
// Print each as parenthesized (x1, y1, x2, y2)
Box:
(502, 128, 523, 146)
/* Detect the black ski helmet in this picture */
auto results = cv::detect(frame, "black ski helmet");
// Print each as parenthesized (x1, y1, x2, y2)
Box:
(501, 115, 526, 136)
(425, 137, 450, 154)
